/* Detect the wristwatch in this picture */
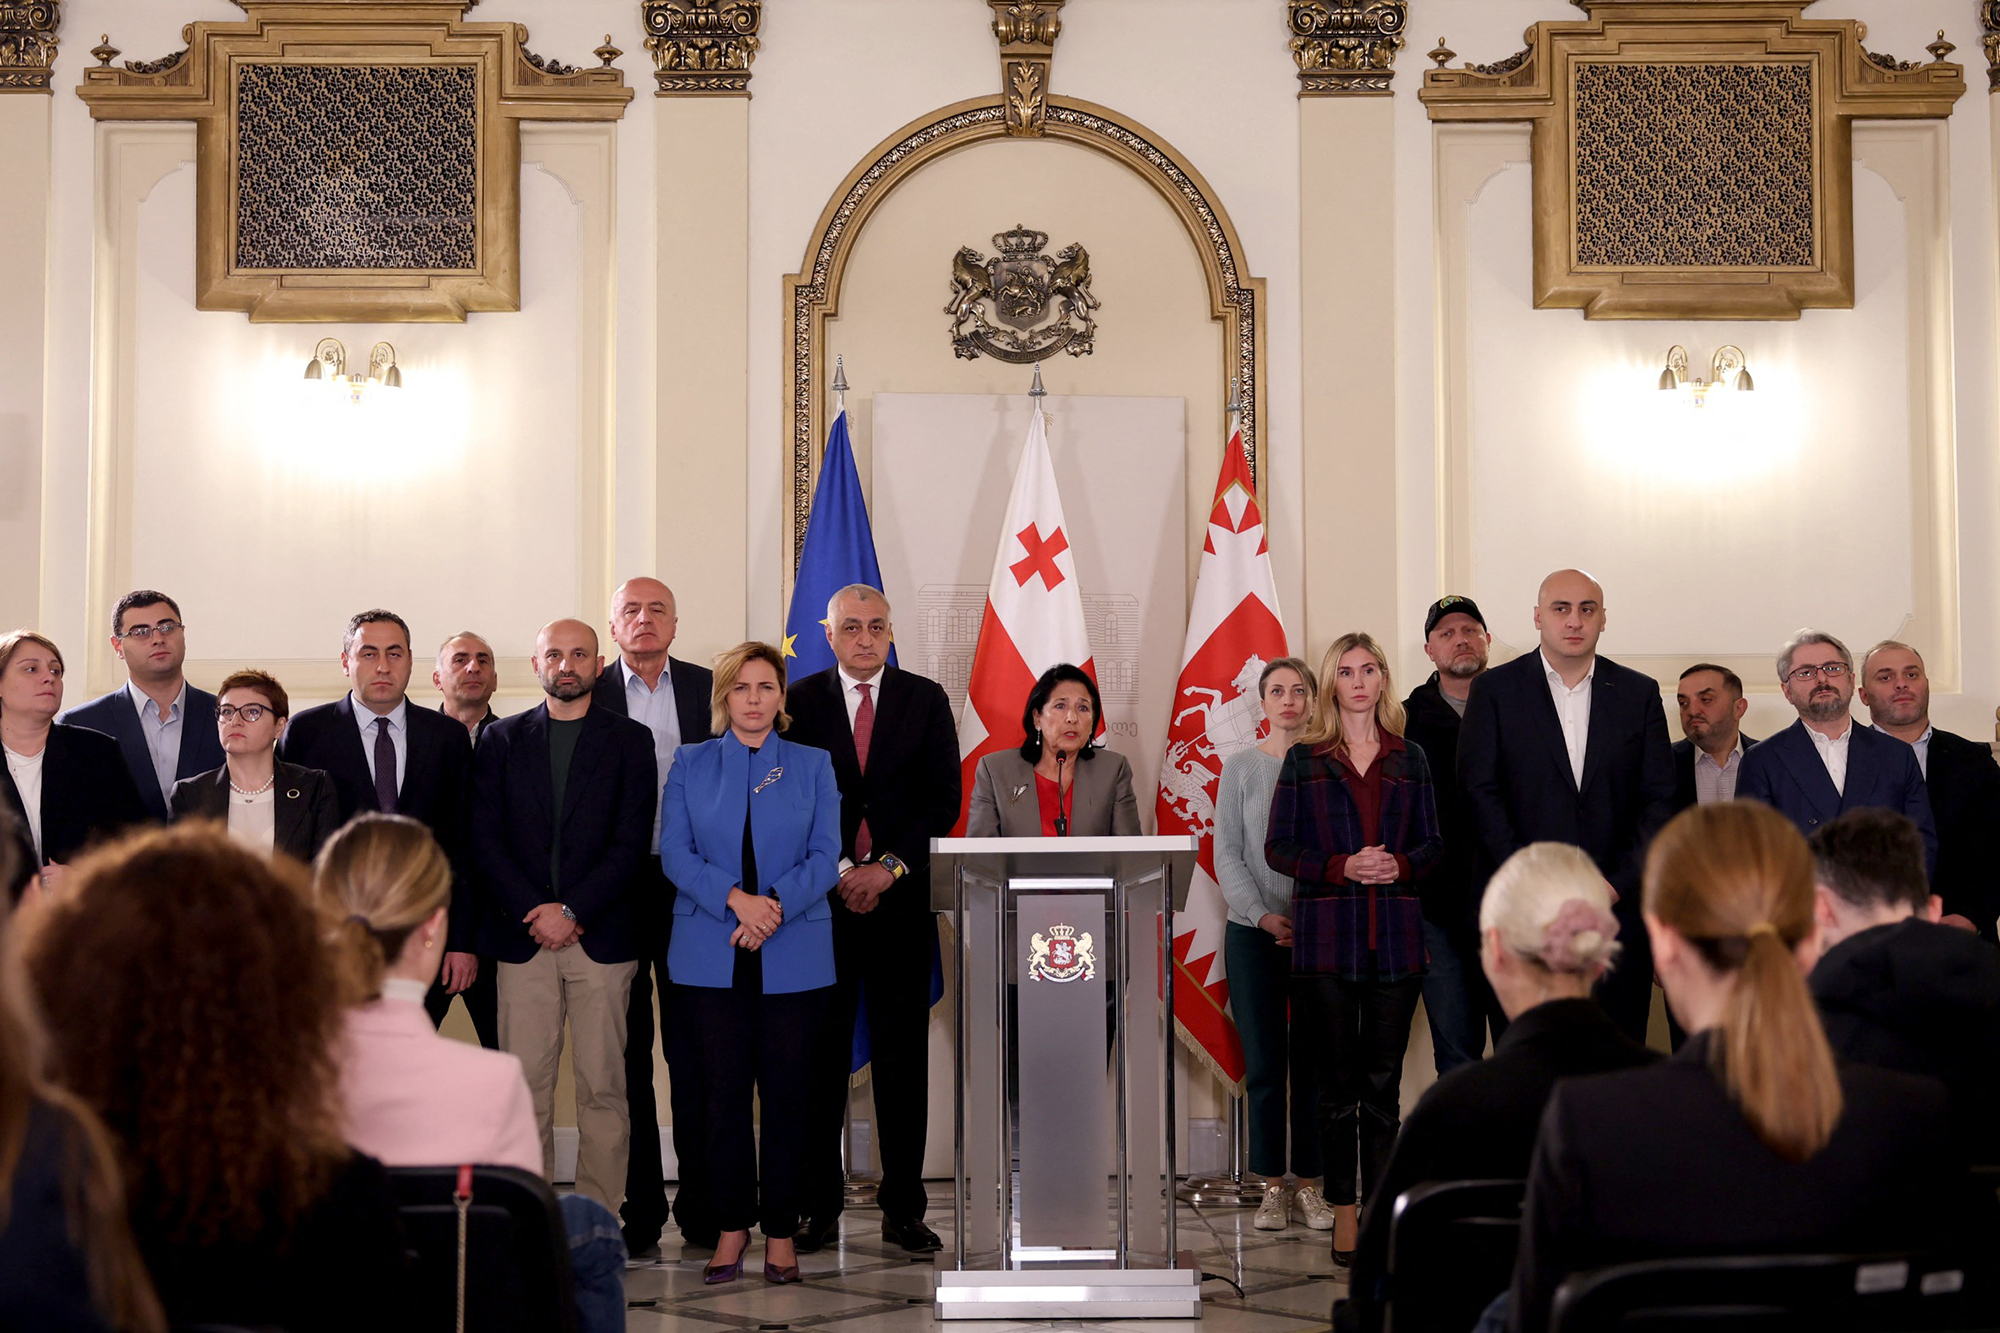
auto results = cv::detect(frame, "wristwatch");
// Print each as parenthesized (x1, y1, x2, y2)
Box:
(876, 853, 908, 880)
(559, 903, 577, 923)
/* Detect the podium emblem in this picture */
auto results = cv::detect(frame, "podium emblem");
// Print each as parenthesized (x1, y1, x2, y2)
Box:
(1027, 923, 1096, 983)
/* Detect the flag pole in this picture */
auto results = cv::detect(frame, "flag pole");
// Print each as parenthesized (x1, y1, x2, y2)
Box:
(833, 353, 849, 419)
(1029, 361, 1047, 407)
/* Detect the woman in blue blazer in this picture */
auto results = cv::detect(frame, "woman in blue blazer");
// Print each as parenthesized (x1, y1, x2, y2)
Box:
(660, 641, 839, 1286)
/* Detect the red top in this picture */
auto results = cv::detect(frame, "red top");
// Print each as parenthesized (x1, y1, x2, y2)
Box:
(1333, 735, 1414, 951)
(1035, 771, 1067, 837)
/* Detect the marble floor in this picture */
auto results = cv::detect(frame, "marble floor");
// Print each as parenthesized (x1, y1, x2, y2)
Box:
(622, 1201, 1342, 1332)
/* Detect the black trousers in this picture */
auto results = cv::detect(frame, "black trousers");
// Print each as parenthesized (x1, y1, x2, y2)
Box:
(1294, 973, 1422, 1206)
(801, 905, 937, 1225)
(1595, 896, 1655, 1045)
(424, 960, 499, 1050)
(677, 980, 829, 1237)
(620, 867, 714, 1243)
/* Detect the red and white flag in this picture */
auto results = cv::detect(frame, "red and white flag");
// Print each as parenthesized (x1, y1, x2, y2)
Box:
(956, 406, 1096, 831)
(1156, 421, 1288, 1088)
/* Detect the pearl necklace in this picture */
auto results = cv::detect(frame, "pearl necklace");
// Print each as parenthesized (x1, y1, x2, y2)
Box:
(229, 774, 276, 799)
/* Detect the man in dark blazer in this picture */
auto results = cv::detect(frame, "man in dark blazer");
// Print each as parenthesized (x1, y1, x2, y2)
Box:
(1858, 639, 1998, 938)
(471, 617, 656, 1212)
(277, 609, 479, 1031)
(1738, 630, 1937, 876)
(590, 577, 716, 1253)
(58, 589, 224, 821)
(1458, 569, 1676, 1043)
(426, 630, 502, 1049)
(1669, 662, 1758, 813)
(786, 585, 961, 1254)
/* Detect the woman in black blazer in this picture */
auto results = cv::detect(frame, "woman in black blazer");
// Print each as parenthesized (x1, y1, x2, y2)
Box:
(1501, 802, 1972, 1333)
(0, 631, 149, 889)
(171, 669, 339, 862)
(966, 664, 1140, 837)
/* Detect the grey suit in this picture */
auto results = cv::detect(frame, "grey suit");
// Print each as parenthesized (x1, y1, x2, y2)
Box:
(966, 748, 1142, 837)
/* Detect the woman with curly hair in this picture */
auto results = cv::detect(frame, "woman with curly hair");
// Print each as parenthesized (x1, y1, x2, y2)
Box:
(26, 822, 411, 1332)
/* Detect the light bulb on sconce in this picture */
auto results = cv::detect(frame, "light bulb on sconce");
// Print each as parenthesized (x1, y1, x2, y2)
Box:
(303, 337, 403, 403)
(1656, 344, 1753, 408)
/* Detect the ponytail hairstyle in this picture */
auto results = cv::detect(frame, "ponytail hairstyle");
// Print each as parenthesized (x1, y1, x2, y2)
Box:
(1297, 632, 1405, 754)
(1644, 802, 1841, 1163)
(1479, 842, 1621, 976)
(313, 814, 452, 1006)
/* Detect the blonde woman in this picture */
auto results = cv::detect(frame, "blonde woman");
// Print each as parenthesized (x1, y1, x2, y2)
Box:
(1265, 632, 1440, 1265)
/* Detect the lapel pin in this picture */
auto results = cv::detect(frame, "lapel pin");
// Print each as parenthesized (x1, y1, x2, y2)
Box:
(1010, 783, 1028, 801)
(754, 767, 784, 795)
(286, 789, 300, 799)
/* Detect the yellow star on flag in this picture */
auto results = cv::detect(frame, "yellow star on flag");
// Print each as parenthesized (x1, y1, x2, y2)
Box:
(782, 633, 798, 659)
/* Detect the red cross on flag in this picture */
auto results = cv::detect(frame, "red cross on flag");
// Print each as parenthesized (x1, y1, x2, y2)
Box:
(955, 404, 1097, 832)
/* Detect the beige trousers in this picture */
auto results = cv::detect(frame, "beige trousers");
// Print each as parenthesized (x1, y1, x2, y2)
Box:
(497, 946, 639, 1213)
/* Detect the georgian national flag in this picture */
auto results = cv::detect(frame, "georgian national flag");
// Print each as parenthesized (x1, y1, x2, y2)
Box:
(1155, 423, 1288, 1088)
(955, 405, 1096, 831)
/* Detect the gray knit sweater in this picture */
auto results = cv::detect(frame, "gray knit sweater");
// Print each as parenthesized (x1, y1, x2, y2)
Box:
(1213, 746, 1296, 929)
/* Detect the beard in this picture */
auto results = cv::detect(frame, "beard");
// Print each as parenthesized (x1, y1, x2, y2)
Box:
(1442, 653, 1486, 679)
(1871, 697, 1924, 727)
(541, 673, 588, 701)
(1800, 690, 1848, 724)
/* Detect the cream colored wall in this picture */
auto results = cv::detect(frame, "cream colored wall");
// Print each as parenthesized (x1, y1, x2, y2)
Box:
(0, 95, 50, 633)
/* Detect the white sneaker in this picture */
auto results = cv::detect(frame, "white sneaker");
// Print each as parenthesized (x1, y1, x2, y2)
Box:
(1252, 1182, 1290, 1231)
(1292, 1184, 1337, 1231)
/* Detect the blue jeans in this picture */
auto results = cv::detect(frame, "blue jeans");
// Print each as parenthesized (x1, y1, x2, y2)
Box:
(1224, 921, 1322, 1179)
(561, 1194, 627, 1333)
(1420, 918, 1493, 1075)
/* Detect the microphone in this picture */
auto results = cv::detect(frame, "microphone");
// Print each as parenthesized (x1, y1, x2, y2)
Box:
(1053, 750, 1069, 837)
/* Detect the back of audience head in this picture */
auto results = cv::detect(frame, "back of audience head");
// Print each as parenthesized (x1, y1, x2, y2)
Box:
(1478, 843, 1621, 1018)
(1645, 802, 1841, 1163)
(314, 813, 452, 1005)
(1809, 808, 1939, 951)
(26, 824, 349, 1246)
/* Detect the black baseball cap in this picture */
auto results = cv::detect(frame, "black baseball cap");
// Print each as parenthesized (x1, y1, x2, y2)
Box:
(1424, 595, 1486, 638)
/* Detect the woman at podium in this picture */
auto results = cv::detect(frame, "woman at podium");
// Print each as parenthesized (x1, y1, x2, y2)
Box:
(966, 664, 1140, 837)
(1265, 632, 1441, 1266)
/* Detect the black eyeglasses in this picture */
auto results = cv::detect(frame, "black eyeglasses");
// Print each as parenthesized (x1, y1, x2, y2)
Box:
(215, 704, 273, 723)
(118, 619, 182, 641)
(1786, 663, 1850, 683)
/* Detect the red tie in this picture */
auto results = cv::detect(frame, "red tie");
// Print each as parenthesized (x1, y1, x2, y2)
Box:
(853, 682, 874, 860)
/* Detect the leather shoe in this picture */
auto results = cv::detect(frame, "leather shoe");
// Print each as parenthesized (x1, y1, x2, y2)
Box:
(620, 1223, 660, 1256)
(764, 1261, 803, 1285)
(882, 1216, 943, 1253)
(793, 1216, 839, 1255)
(702, 1257, 743, 1284)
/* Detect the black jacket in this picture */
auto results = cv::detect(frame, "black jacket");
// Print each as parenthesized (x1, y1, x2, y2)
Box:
(1812, 916, 2000, 1165)
(0, 723, 150, 865)
(590, 656, 715, 745)
(1669, 733, 1759, 813)
(59, 682, 227, 821)
(0, 1100, 114, 1333)
(1506, 1032, 1964, 1333)
(1342, 998, 1655, 1331)
(169, 760, 342, 863)
(1401, 673, 1480, 931)
(1924, 728, 2000, 940)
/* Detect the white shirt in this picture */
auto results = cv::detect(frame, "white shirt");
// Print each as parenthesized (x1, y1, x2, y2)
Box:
(1807, 717, 1853, 796)
(622, 661, 683, 852)
(226, 782, 276, 853)
(838, 664, 886, 732)
(3, 744, 44, 860)
(1540, 649, 1595, 789)
(126, 679, 186, 806)
(1691, 735, 1746, 805)
(1912, 725, 1935, 779)
(349, 694, 408, 793)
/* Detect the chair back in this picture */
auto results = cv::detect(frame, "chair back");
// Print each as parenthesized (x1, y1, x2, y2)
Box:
(1385, 1179, 1526, 1333)
(388, 1165, 579, 1333)
(1550, 1252, 1985, 1333)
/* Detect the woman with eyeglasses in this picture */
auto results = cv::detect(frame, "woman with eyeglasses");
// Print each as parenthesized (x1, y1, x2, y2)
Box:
(171, 669, 339, 861)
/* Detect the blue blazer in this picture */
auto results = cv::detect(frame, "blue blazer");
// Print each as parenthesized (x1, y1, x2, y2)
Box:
(1738, 718, 1939, 876)
(59, 684, 225, 821)
(660, 732, 839, 994)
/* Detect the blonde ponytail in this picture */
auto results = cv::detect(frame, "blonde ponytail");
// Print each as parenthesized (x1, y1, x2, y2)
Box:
(312, 814, 451, 1006)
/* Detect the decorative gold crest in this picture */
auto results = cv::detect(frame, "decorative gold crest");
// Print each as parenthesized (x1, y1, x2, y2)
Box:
(1028, 923, 1096, 983)
(945, 224, 1099, 364)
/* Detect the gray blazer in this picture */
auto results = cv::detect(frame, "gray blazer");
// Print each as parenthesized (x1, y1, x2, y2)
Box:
(966, 748, 1142, 838)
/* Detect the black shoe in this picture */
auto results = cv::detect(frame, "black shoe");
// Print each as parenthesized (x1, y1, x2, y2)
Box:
(882, 1216, 943, 1253)
(793, 1216, 840, 1255)
(620, 1223, 660, 1255)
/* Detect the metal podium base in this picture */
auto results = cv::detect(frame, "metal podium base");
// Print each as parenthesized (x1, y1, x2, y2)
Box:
(1174, 1174, 1265, 1208)
(935, 1268, 1203, 1320)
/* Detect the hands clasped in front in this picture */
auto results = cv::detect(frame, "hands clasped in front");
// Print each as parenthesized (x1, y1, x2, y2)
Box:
(1345, 845, 1399, 885)
(727, 885, 784, 950)
(524, 902, 583, 951)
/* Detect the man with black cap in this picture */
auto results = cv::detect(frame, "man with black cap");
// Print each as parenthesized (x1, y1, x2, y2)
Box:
(1401, 595, 1500, 1071)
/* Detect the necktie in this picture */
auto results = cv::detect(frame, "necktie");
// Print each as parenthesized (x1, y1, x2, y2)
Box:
(373, 716, 398, 813)
(853, 683, 874, 860)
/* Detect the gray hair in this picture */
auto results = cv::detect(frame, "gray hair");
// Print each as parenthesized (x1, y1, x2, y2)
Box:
(436, 630, 494, 661)
(825, 583, 890, 624)
(1777, 629, 1851, 681)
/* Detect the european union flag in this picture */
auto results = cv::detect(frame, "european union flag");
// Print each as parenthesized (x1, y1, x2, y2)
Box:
(782, 409, 896, 678)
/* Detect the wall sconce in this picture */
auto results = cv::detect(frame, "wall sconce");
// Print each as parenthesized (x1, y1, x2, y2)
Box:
(1657, 344, 1753, 408)
(303, 338, 402, 403)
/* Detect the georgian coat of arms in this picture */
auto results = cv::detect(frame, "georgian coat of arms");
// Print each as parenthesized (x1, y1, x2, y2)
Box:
(1027, 923, 1096, 983)
(944, 224, 1100, 364)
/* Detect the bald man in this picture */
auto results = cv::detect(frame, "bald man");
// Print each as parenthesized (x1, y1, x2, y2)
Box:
(471, 618, 659, 1211)
(1458, 570, 1676, 1043)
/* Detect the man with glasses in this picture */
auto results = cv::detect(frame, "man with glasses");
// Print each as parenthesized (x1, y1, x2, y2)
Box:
(61, 589, 225, 821)
(1739, 629, 1937, 875)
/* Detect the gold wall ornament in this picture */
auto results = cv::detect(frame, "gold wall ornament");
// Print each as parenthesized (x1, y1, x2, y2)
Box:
(76, 2, 632, 323)
(988, 0, 1065, 136)
(1982, 2, 2000, 91)
(642, 0, 761, 96)
(0, 0, 61, 93)
(1420, 0, 1964, 320)
(1289, 0, 1408, 96)
(945, 224, 1100, 364)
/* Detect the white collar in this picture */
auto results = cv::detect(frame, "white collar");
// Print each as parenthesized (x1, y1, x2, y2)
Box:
(839, 664, 887, 695)
(1806, 716, 1853, 744)
(1538, 648, 1596, 690)
(379, 977, 430, 1004)
(351, 694, 408, 731)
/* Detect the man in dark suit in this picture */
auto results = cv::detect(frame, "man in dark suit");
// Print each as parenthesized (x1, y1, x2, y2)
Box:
(1737, 630, 1937, 875)
(1858, 639, 2000, 939)
(277, 609, 480, 1031)
(590, 577, 716, 1253)
(425, 630, 501, 1050)
(58, 589, 224, 821)
(471, 617, 656, 1211)
(787, 584, 961, 1254)
(1458, 569, 1676, 1043)
(1670, 662, 1758, 812)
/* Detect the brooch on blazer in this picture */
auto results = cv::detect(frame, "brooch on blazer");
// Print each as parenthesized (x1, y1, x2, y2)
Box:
(286, 789, 300, 799)
(1009, 783, 1028, 802)
(754, 767, 784, 795)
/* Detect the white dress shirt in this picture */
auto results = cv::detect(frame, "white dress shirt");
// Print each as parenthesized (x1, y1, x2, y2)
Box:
(127, 678, 186, 806)
(1540, 649, 1595, 789)
(838, 664, 886, 730)
(1807, 717, 1853, 796)
(3, 744, 44, 859)
(349, 694, 408, 792)
(1911, 725, 1935, 779)
(1691, 736, 1746, 805)
(622, 661, 683, 852)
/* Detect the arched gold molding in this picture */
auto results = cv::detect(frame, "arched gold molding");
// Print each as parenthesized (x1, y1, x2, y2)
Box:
(782, 93, 1267, 574)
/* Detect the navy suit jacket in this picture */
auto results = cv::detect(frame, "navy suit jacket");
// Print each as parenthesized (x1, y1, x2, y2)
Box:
(469, 701, 657, 966)
(0, 723, 150, 865)
(590, 657, 715, 745)
(660, 732, 840, 994)
(59, 683, 226, 821)
(1738, 718, 1938, 876)
(277, 695, 475, 947)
